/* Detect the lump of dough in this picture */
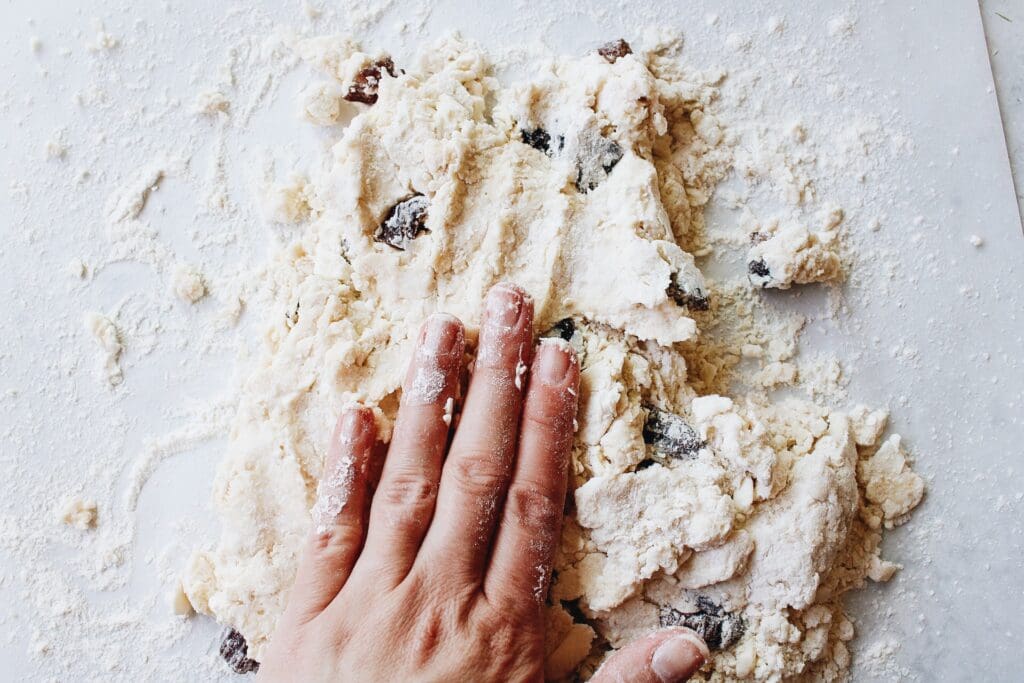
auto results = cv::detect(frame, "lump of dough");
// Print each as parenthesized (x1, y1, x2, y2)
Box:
(858, 434, 924, 528)
(58, 498, 97, 530)
(747, 221, 841, 289)
(171, 263, 207, 304)
(574, 462, 735, 611)
(84, 312, 123, 386)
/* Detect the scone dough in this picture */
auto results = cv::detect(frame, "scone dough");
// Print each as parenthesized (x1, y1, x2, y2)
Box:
(183, 36, 922, 681)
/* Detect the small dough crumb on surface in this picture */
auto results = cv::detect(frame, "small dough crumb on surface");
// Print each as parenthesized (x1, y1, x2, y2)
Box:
(264, 174, 314, 224)
(105, 164, 164, 223)
(84, 312, 124, 387)
(171, 263, 207, 304)
(194, 89, 230, 116)
(747, 220, 842, 289)
(58, 498, 98, 530)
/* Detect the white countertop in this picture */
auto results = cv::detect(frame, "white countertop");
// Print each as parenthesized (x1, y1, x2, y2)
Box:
(0, 1, 1021, 680)
(981, 0, 1024, 214)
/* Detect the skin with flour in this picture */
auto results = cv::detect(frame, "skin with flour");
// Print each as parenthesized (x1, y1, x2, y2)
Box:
(257, 284, 708, 682)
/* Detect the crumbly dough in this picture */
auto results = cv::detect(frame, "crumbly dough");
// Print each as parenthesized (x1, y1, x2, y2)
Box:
(58, 498, 98, 530)
(183, 36, 923, 680)
(263, 173, 314, 224)
(171, 263, 207, 304)
(84, 311, 124, 386)
(747, 219, 842, 289)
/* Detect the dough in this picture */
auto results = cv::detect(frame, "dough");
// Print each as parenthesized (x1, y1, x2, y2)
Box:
(183, 36, 922, 680)
(747, 220, 842, 289)
(171, 263, 207, 304)
(84, 311, 123, 386)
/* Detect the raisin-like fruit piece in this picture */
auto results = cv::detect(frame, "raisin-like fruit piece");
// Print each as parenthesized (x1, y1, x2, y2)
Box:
(522, 128, 551, 153)
(521, 128, 565, 156)
(597, 39, 632, 63)
(343, 57, 397, 105)
(748, 259, 770, 278)
(541, 317, 585, 363)
(544, 317, 575, 341)
(561, 599, 589, 624)
(667, 273, 709, 311)
(376, 194, 430, 250)
(643, 407, 703, 459)
(747, 258, 773, 288)
(285, 300, 300, 328)
(659, 600, 745, 651)
(575, 135, 624, 193)
(220, 628, 260, 674)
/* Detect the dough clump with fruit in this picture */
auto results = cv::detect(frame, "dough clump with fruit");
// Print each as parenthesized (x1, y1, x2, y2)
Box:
(183, 35, 922, 681)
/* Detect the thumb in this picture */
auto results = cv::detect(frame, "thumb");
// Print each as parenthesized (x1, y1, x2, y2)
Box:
(591, 628, 709, 683)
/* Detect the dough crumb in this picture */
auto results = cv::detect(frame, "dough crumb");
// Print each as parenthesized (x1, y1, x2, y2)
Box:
(169, 581, 195, 616)
(827, 15, 856, 38)
(299, 81, 346, 125)
(86, 24, 120, 52)
(83, 312, 124, 386)
(105, 164, 164, 223)
(748, 220, 842, 289)
(867, 554, 900, 582)
(171, 263, 207, 304)
(858, 435, 925, 528)
(58, 498, 97, 530)
(194, 89, 230, 116)
(67, 257, 88, 279)
(264, 174, 313, 224)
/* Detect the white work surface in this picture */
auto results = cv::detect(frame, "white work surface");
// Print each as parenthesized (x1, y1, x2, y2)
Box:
(0, 0, 1021, 680)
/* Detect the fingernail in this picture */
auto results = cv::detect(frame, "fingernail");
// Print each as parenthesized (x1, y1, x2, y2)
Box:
(485, 283, 525, 330)
(338, 406, 370, 444)
(651, 634, 707, 682)
(420, 313, 462, 356)
(537, 339, 573, 384)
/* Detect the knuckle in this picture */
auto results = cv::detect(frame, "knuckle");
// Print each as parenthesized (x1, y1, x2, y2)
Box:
(312, 520, 363, 555)
(447, 451, 508, 499)
(377, 471, 438, 513)
(524, 393, 575, 434)
(505, 484, 562, 533)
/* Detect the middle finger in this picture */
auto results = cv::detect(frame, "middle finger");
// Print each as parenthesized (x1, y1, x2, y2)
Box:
(416, 282, 534, 582)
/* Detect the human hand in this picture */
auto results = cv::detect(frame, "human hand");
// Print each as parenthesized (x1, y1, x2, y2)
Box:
(258, 282, 707, 682)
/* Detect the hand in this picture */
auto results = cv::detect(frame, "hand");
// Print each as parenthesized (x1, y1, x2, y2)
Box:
(257, 283, 707, 682)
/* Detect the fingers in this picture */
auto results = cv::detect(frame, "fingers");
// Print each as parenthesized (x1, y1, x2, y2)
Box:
(354, 313, 465, 586)
(484, 339, 578, 609)
(284, 407, 376, 623)
(417, 283, 534, 580)
(591, 629, 709, 683)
